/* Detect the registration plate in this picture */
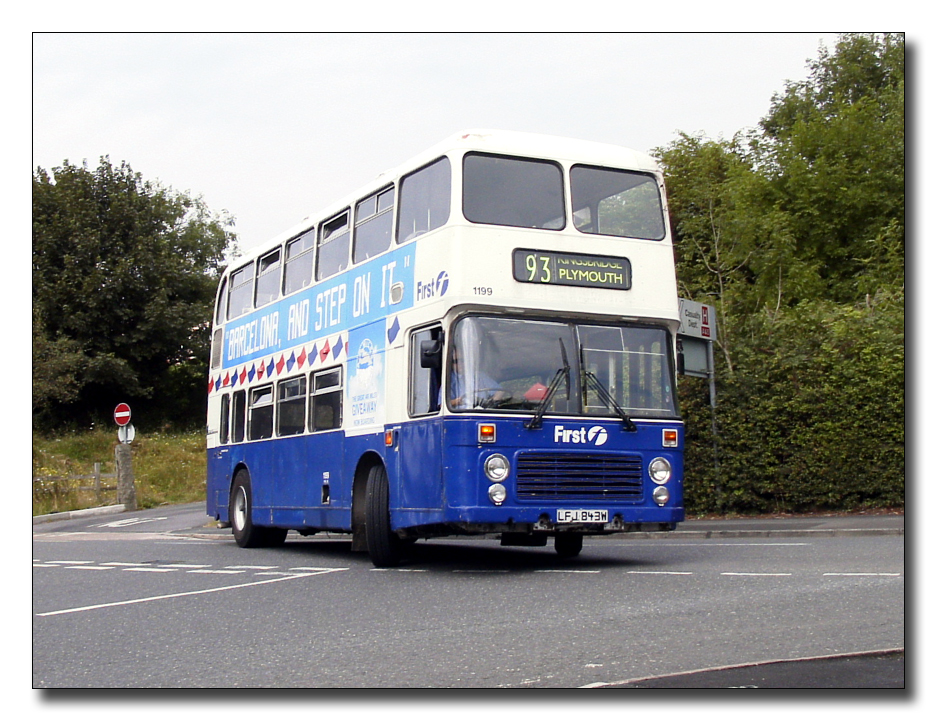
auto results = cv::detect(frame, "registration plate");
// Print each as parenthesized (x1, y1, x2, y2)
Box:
(556, 509, 608, 524)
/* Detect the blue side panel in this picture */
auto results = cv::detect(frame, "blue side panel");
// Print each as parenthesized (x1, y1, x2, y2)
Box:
(206, 430, 352, 530)
(398, 418, 444, 510)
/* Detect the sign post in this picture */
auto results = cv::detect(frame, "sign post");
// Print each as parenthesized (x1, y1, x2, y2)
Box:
(677, 299, 722, 510)
(113, 403, 137, 510)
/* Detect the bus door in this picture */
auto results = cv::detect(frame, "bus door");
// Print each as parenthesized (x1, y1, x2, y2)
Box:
(399, 326, 445, 512)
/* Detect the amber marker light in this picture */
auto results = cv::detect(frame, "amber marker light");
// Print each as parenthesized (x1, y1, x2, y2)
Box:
(385, 430, 395, 447)
(478, 423, 496, 443)
(663, 429, 678, 448)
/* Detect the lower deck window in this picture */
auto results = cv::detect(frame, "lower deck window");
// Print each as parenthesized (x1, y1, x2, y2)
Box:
(277, 376, 307, 436)
(311, 367, 343, 431)
(248, 385, 274, 440)
(232, 390, 246, 443)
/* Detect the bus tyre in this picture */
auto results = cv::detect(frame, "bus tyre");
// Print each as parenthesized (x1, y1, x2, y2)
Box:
(230, 470, 287, 548)
(365, 464, 401, 568)
(554, 532, 583, 559)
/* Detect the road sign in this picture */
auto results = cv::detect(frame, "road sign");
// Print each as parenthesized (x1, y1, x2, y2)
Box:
(118, 423, 136, 445)
(678, 298, 716, 340)
(114, 403, 132, 427)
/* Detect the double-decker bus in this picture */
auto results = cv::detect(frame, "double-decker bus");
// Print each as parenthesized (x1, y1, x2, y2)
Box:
(206, 130, 683, 566)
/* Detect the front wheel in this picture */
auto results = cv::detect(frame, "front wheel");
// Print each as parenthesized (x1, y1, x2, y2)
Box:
(230, 469, 287, 548)
(365, 464, 401, 567)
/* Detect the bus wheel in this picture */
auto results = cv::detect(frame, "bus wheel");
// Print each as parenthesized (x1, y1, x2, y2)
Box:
(230, 469, 287, 548)
(365, 464, 401, 568)
(554, 532, 583, 559)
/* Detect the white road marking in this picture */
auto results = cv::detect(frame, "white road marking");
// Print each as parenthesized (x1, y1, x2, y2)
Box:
(36, 568, 349, 617)
(122, 567, 175, 573)
(627, 571, 693, 575)
(92, 517, 168, 528)
(721, 572, 792, 577)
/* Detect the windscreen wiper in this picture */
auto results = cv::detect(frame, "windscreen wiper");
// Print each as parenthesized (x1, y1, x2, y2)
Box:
(583, 370, 638, 432)
(524, 339, 570, 430)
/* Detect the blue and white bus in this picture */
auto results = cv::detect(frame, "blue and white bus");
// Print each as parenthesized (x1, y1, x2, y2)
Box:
(206, 130, 683, 566)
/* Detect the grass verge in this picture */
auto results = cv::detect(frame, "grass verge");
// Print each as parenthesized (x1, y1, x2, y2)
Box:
(33, 429, 205, 515)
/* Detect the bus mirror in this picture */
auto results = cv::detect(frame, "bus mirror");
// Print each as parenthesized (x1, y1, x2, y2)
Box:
(677, 351, 685, 375)
(420, 339, 443, 370)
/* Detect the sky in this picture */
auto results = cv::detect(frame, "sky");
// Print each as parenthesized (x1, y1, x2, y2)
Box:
(32, 32, 845, 254)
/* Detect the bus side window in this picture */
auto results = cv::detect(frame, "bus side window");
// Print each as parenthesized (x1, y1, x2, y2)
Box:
(317, 211, 351, 281)
(283, 228, 315, 295)
(232, 390, 246, 443)
(310, 367, 343, 431)
(228, 262, 255, 319)
(219, 393, 230, 445)
(248, 385, 274, 441)
(277, 376, 307, 436)
(410, 326, 442, 416)
(215, 276, 228, 324)
(353, 186, 394, 263)
(210, 328, 223, 370)
(255, 248, 282, 307)
(396, 157, 451, 243)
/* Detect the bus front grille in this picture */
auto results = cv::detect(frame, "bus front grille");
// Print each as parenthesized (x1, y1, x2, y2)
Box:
(515, 452, 644, 501)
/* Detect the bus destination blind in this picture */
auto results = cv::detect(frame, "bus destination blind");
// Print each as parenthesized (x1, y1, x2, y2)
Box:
(512, 249, 632, 290)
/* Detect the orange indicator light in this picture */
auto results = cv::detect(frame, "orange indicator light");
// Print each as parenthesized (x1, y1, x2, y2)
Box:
(663, 429, 678, 447)
(478, 424, 496, 443)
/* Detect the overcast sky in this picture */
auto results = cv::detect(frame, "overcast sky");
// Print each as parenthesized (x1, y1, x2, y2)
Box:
(33, 32, 845, 254)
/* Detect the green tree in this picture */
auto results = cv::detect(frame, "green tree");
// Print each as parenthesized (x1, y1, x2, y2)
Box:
(33, 157, 236, 429)
(660, 34, 904, 514)
(754, 32, 904, 302)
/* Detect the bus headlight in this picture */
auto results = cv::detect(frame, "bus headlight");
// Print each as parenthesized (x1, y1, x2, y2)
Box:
(652, 485, 670, 506)
(649, 457, 672, 484)
(484, 453, 510, 482)
(488, 483, 507, 505)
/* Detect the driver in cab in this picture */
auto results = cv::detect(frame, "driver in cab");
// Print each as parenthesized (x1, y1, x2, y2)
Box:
(448, 350, 508, 410)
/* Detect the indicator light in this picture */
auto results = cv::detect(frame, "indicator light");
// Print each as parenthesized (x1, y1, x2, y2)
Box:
(478, 423, 496, 443)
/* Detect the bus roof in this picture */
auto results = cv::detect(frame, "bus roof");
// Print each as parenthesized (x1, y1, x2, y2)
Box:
(228, 130, 660, 268)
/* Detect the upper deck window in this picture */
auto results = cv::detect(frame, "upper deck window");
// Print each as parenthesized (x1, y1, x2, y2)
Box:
(317, 210, 351, 280)
(283, 228, 315, 295)
(571, 165, 665, 240)
(463, 153, 564, 230)
(227, 262, 255, 320)
(397, 157, 451, 243)
(255, 248, 281, 307)
(353, 187, 395, 263)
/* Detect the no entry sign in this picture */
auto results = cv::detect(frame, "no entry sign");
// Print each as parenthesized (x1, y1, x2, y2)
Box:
(114, 403, 132, 427)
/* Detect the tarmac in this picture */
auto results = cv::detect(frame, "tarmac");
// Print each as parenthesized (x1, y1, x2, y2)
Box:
(33, 503, 905, 688)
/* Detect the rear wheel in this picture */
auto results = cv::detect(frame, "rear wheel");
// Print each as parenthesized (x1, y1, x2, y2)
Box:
(554, 532, 583, 558)
(365, 464, 401, 567)
(230, 469, 287, 548)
